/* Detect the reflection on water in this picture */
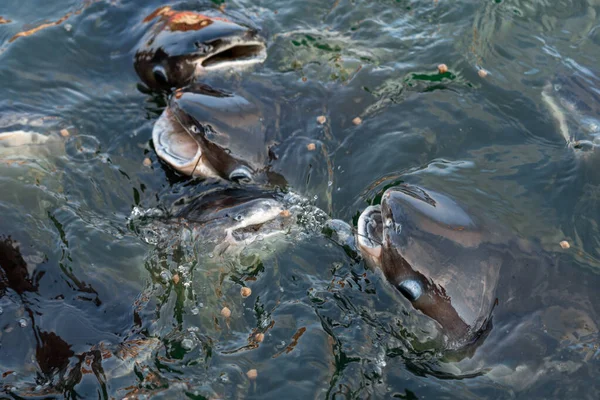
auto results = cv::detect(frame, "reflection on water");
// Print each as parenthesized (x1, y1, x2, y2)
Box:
(1, 0, 600, 398)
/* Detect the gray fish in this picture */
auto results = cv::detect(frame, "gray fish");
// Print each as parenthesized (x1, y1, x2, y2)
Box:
(134, 6, 267, 91)
(152, 83, 278, 184)
(132, 187, 328, 260)
(356, 184, 501, 350)
(542, 73, 600, 152)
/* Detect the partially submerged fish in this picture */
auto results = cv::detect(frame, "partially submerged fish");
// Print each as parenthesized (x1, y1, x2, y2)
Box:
(0, 113, 66, 166)
(132, 187, 328, 260)
(152, 83, 276, 183)
(541, 73, 600, 153)
(356, 184, 501, 350)
(134, 6, 267, 90)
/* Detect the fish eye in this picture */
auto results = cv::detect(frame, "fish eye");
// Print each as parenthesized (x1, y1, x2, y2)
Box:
(229, 167, 253, 183)
(152, 65, 168, 86)
(397, 279, 422, 302)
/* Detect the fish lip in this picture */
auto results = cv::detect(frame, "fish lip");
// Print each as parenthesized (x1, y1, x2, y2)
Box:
(194, 39, 267, 71)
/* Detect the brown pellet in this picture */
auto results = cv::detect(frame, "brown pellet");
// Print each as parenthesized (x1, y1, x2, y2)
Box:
(246, 369, 258, 380)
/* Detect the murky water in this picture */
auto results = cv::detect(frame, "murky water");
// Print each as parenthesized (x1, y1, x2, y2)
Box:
(1, 0, 600, 398)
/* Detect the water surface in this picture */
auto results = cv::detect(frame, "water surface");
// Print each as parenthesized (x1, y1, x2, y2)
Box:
(1, 0, 599, 398)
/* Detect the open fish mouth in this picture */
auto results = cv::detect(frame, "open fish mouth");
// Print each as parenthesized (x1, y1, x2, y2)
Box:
(134, 6, 268, 90)
(198, 40, 267, 71)
(356, 205, 382, 259)
(152, 108, 211, 177)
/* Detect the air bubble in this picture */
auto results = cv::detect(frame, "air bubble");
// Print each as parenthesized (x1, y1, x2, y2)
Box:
(191, 307, 200, 315)
(18, 318, 27, 328)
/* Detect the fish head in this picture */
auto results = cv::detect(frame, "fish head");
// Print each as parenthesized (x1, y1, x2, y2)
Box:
(152, 84, 272, 183)
(134, 6, 267, 90)
(357, 184, 500, 349)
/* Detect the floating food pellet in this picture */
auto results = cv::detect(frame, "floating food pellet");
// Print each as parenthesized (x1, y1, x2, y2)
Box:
(559, 240, 570, 249)
(478, 69, 488, 78)
(302, 76, 307, 82)
(352, 117, 362, 125)
(240, 287, 252, 298)
(280, 209, 291, 217)
(246, 369, 258, 380)
(221, 307, 231, 318)
(437, 64, 448, 74)
(172, 274, 180, 284)
(255, 333, 265, 342)
(143, 157, 152, 167)
(307, 143, 316, 151)
(316, 116, 326, 125)
(60, 129, 70, 137)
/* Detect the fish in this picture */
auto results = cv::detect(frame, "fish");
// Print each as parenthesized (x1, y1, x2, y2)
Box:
(134, 6, 267, 90)
(542, 73, 600, 153)
(152, 83, 278, 184)
(356, 184, 501, 350)
(132, 187, 329, 260)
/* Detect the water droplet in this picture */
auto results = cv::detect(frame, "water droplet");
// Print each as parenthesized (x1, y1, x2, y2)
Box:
(181, 338, 195, 350)
(160, 270, 171, 282)
(18, 318, 27, 328)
